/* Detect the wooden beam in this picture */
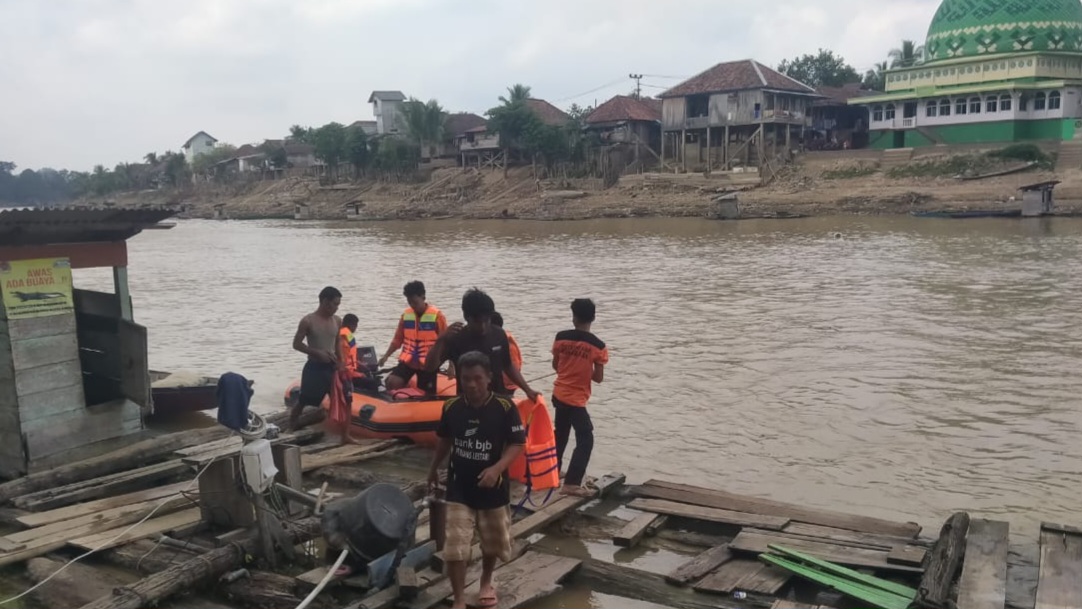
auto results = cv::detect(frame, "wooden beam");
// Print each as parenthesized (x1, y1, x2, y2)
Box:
(75, 516, 323, 609)
(67, 508, 201, 552)
(913, 512, 969, 609)
(635, 480, 920, 538)
(112, 267, 132, 320)
(694, 558, 790, 596)
(613, 512, 664, 548)
(14, 459, 190, 512)
(729, 529, 922, 573)
(458, 552, 580, 608)
(628, 498, 789, 530)
(956, 519, 1008, 609)
(574, 555, 761, 609)
(1035, 523, 1082, 609)
(666, 544, 734, 586)
(0, 241, 127, 270)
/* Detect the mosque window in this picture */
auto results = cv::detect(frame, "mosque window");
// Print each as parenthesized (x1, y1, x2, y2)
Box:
(986, 96, 998, 112)
(969, 97, 982, 113)
(939, 99, 952, 116)
(873, 105, 884, 121)
(999, 94, 1012, 112)
(885, 104, 896, 120)
(956, 98, 968, 115)
(1049, 91, 1062, 110)
(926, 101, 938, 117)
(1035, 92, 1047, 110)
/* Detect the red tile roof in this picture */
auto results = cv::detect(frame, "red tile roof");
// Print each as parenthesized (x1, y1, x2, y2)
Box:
(524, 98, 570, 126)
(444, 112, 487, 136)
(586, 95, 662, 124)
(660, 59, 816, 98)
(813, 83, 876, 106)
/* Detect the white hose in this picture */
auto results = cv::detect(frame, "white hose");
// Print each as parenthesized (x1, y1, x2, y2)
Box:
(295, 548, 349, 609)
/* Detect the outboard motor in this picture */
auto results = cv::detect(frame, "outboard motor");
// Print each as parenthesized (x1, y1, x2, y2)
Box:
(321, 483, 415, 563)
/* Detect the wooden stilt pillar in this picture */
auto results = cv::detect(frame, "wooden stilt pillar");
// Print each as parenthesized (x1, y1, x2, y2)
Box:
(681, 129, 687, 172)
(660, 131, 665, 169)
(706, 127, 712, 171)
(724, 125, 730, 169)
(113, 266, 132, 321)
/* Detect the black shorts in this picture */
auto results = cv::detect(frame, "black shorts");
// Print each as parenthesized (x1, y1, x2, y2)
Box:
(389, 362, 438, 394)
(300, 360, 336, 406)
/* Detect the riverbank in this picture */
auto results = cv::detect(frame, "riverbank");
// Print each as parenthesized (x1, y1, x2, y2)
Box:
(79, 151, 1082, 221)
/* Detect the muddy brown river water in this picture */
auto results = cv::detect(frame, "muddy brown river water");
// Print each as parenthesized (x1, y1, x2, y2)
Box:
(66, 215, 1082, 608)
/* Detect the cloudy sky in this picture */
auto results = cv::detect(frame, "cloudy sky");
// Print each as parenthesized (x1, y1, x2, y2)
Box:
(0, 0, 939, 171)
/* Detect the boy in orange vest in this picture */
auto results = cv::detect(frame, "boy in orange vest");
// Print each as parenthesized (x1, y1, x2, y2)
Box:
(551, 299, 608, 498)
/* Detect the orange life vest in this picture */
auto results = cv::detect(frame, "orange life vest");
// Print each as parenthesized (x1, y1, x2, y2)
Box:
(509, 395, 560, 510)
(503, 331, 523, 392)
(400, 305, 441, 368)
(339, 327, 359, 373)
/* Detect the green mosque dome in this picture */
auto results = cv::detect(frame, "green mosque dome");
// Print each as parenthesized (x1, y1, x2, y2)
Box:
(925, 0, 1082, 61)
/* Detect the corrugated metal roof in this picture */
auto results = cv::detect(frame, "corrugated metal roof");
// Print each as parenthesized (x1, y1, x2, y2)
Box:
(0, 207, 176, 246)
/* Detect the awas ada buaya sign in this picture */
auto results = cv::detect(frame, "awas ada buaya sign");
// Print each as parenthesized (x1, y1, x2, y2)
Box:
(0, 258, 74, 319)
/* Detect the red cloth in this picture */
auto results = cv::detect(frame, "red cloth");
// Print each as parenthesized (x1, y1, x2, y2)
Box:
(329, 369, 352, 427)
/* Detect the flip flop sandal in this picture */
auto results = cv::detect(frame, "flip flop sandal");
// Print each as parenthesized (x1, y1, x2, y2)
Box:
(476, 588, 498, 608)
(334, 564, 353, 577)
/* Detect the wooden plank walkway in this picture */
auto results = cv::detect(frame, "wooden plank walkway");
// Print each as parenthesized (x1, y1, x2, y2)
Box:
(1036, 523, 1082, 609)
(956, 519, 1009, 609)
(634, 479, 921, 538)
(628, 497, 790, 530)
(729, 529, 923, 573)
(67, 508, 202, 552)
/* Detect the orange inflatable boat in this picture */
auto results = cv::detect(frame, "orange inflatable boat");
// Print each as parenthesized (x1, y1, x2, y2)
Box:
(283, 373, 457, 446)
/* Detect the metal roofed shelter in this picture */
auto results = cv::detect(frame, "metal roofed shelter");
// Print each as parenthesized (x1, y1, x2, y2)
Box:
(0, 208, 175, 477)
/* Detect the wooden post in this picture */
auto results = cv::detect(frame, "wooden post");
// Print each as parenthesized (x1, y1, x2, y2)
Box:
(680, 129, 687, 172)
(271, 445, 303, 516)
(660, 131, 665, 169)
(724, 125, 730, 169)
(198, 457, 254, 528)
(251, 491, 277, 568)
(706, 127, 712, 170)
(113, 266, 132, 321)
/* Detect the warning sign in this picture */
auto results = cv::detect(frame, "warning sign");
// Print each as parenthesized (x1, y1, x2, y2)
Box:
(0, 258, 74, 320)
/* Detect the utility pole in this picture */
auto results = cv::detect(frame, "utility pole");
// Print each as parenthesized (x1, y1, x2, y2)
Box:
(629, 73, 643, 98)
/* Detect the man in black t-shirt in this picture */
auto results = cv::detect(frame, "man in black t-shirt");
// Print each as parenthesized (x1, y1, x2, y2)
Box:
(427, 288, 540, 402)
(429, 350, 526, 609)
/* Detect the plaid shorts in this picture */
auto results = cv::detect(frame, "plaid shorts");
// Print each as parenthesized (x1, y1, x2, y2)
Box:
(443, 502, 512, 563)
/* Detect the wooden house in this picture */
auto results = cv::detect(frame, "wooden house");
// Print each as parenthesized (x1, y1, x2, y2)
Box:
(457, 99, 571, 168)
(659, 59, 820, 172)
(809, 83, 875, 150)
(585, 95, 662, 167)
(0, 208, 174, 478)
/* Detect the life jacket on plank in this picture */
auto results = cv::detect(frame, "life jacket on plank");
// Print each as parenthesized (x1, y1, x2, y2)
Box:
(508, 395, 560, 513)
(400, 306, 441, 368)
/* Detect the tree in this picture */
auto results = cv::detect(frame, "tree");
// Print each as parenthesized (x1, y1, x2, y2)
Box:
(777, 49, 861, 88)
(311, 122, 348, 180)
(260, 142, 288, 169)
(190, 143, 237, 175)
(500, 84, 532, 104)
(487, 84, 541, 175)
(889, 40, 924, 68)
(289, 125, 314, 143)
(399, 98, 446, 159)
(161, 151, 189, 187)
(344, 126, 370, 178)
(144, 152, 158, 165)
(863, 61, 889, 91)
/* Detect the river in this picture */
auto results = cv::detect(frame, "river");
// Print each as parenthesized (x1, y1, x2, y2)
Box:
(71, 215, 1082, 606)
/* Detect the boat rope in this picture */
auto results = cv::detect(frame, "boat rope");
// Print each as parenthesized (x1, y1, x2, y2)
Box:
(294, 548, 349, 609)
(525, 371, 557, 384)
(0, 435, 230, 606)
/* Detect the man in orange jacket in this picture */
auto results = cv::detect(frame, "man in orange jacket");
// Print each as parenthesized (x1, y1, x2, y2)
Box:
(379, 281, 448, 394)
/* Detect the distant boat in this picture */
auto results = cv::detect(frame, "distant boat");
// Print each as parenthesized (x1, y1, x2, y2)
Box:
(911, 209, 1022, 219)
(149, 370, 253, 416)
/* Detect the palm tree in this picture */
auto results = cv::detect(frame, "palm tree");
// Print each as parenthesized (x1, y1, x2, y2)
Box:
(889, 40, 924, 68)
(144, 152, 158, 165)
(399, 98, 446, 160)
(499, 84, 532, 105)
(863, 61, 889, 91)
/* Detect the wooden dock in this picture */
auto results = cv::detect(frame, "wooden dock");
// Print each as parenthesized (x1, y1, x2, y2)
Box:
(0, 409, 1077, 609)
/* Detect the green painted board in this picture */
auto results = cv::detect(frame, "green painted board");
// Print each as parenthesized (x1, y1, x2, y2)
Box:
(766, 544, 918, 599)
(762, 555, 913, 609)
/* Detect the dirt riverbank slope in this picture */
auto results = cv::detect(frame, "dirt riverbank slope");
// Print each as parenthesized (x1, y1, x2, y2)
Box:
(86, 152, 1082, 220)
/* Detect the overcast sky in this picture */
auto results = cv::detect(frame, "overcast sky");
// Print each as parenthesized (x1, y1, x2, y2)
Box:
(0, 0, 939, 171)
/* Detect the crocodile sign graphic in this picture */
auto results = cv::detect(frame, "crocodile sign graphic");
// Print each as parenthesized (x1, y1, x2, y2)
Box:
(0, 258, 74, 320)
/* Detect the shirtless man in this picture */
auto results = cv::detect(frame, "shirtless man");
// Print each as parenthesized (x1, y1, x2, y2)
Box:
(291, 286, 342, 430)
